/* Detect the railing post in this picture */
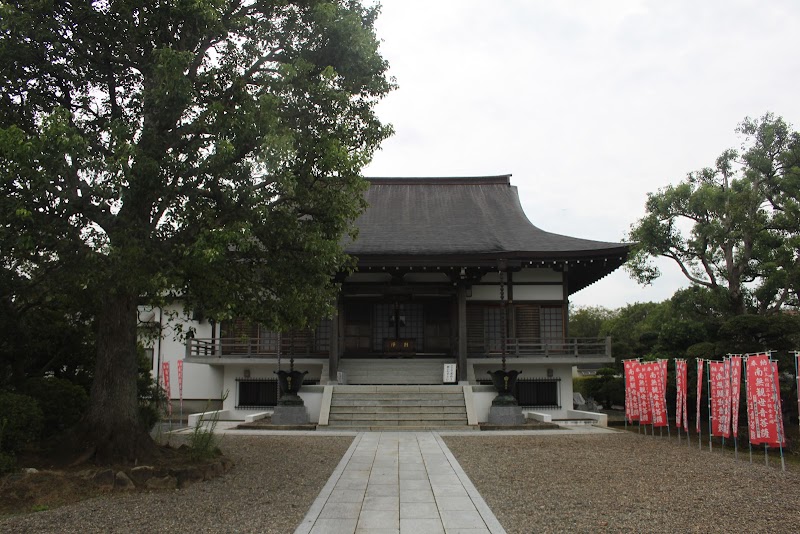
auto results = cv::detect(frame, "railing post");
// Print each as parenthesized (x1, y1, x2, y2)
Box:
(185, 338, 192, 359)
(574, 338, 578, 356)
(605, 336, 612, 358)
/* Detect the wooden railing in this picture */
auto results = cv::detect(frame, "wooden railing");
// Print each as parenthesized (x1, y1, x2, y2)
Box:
(185, 337, 328, 359)
(188, 336, 612, 359)
(493, 337, 611, 358)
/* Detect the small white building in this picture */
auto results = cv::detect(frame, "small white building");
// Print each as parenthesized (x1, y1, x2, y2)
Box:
(142, 176, 627, 427)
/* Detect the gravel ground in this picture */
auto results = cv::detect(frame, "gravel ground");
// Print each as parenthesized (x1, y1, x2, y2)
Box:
(0, 435, 353, 534)
(444, 431, 800, 534)
(4, 430, 798, 533)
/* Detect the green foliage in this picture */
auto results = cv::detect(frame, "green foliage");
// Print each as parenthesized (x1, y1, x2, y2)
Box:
(188, 392, 228, 461)
(0, 1, 393, 459)
(136, 346, 163, 431)
(23, 377, 89, 438)
(0, 450, 15, 474)
(685, 342, 717, 360)
(568, 306, 616, 338)
(0, 391, 43, 453)
(717, 314, 800, 354)
(627, 113, 800, 314)
(574, 372, 625, 408)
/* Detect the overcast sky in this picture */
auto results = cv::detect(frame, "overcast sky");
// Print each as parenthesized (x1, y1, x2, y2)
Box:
(362, 0, 800, 309)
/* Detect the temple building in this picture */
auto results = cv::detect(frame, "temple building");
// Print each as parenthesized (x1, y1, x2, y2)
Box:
(143, 175, 629, 428)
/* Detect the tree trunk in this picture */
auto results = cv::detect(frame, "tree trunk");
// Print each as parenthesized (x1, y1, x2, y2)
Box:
(80, 289, 157, 464)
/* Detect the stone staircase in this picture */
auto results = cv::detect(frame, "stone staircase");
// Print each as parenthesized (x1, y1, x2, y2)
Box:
(321, 385, 476, 431)
(336, 358, 454, 385)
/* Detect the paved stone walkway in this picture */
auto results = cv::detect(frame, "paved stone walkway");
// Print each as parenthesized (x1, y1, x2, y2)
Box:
(294, 432, 506, 534)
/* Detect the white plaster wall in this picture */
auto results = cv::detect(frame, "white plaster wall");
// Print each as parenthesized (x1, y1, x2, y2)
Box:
(469, 362, 574, 420)
(467, 268, 563, 301)
(513, 285, 564, 301)
(139, 304, 223, 401)
(220, 364, 325, 421)
(513, 268, 563, 283)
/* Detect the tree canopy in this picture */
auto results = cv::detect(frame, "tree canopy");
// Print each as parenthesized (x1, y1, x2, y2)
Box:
(626, 114, 800, 315)
(0, 0, 393, 463)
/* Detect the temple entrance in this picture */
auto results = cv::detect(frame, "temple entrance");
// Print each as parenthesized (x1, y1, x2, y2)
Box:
(342, 297, 453, 358)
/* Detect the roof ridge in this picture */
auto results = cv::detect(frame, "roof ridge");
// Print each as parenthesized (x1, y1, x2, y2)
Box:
(365, 175, 511, 185)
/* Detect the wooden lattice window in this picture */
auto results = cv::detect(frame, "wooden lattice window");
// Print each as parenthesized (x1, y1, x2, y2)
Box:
(540, 306, 564, 342)
(514, 305, 540, 341)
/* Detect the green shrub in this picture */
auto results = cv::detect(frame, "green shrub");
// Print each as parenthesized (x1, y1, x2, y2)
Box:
(0, 391, 43, 453)
(23, 377, 88, 437)
(139, 403, 161, 432)
(0, 449, 16, 474)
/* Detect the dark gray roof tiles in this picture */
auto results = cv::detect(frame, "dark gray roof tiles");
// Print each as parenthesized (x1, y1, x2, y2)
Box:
(345, 176, 629, 260)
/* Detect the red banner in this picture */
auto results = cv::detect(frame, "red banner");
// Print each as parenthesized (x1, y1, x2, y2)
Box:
(635, 362, 652, 425)
(623, 360, 640, 423)
(643, 361, 668, 428)
(729, 356, 742, 438)
(696, 359, 704, 434)
(796, 353, 800, 434)
(658, 359, 668, 394)
(162, 361, 172, 416)
(177, 359, 184, 404)
(722, 358, 732, 438)
(675, 359, 688, 431)
(746, 354, 785, 447)
(709, 361, 728, 437)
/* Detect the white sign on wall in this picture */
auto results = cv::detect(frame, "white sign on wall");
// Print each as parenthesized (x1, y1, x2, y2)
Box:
(443, 363, 457, 384)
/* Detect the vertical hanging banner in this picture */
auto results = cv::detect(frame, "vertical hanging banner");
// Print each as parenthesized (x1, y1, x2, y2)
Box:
(623, 359, 641, 423)
(795, 352, 800, 434)
(675, 359, 688, 431)
(161, 361, 172, 416)
(635, 362, 652, 425)
(722, 358, 732, 438)
(658, 359, 668, 395)
(696, 359, 704, 434)
(729, 355, 742, 438)
(708, 361, 728, 437)
(644, 361, 668, 428)
(177, 359, 184, 408)
(771, 360, 786, 447)
(746, 354, 785, 447)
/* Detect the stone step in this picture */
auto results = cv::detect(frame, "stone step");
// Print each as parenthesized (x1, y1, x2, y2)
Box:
(333, 392, 463, 399)
(329, 406, 466, 414)
(327, 418, 469, 427)
(333, 384, 464, 393)
(331, 400, 466, 409)
(329, 412, 467, 421)
(317, 425, 478, 432)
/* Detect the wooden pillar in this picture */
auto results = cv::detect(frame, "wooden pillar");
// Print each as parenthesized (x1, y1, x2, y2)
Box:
(457, 284, 468, 382)
(328, 298, 342, 383)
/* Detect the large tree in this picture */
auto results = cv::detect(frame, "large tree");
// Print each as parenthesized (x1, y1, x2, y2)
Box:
(0, 0, 393, 463)
(627, 114, 800, 315)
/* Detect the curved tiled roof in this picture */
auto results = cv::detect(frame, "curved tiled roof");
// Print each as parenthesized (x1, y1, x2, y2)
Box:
(343, 175, 629, 293)
(346, 175, 628, 259)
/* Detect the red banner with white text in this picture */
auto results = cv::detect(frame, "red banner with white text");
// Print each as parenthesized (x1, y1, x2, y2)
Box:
(161, 361, 172, 416)
(635, 362, 652, 425)
(729, 356, 742, 438)
(746, 354, 785, 447)
(675, 359, 688, 432)
(696, 359, 704, 434)
(709, 361, 728, 437)
(643, 361, 668, 428)
(623, 359, 641, 423)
